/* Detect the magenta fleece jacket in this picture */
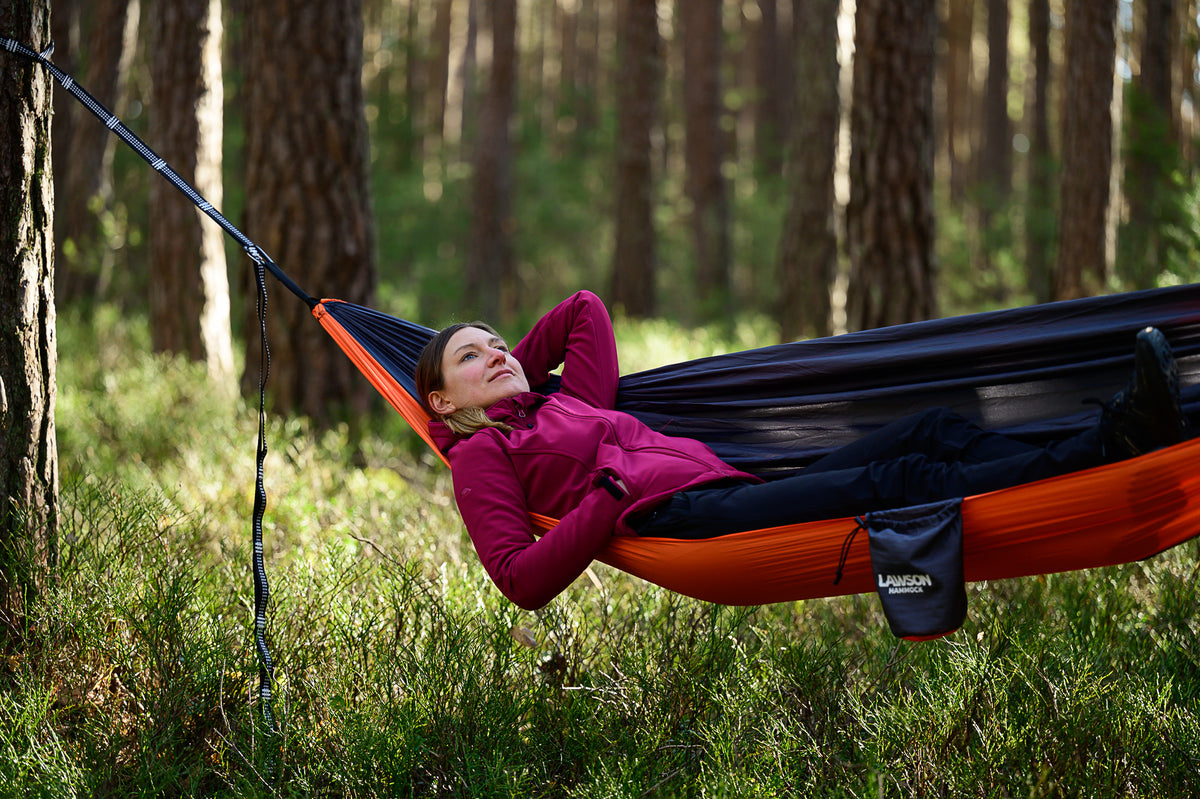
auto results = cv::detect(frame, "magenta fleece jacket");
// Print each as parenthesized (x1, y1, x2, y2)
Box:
(428, 291, 756, 610)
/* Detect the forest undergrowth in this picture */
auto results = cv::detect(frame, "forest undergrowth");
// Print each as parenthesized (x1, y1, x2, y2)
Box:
(3, 307, 1199, 798)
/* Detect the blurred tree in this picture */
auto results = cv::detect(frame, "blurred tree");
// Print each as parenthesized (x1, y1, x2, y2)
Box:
(148, 0, 234, 386)
(426, 0, 453, 148)
(51, 0, 139, 306)
(752, 0, 791, 175)
(1171, 0, 1198, 164)
(241, 0, 377, 422)
(846, 0, 937, 330)
(1119, 0, 1177, 289)
(776, 0, 838, 341)
(449, 0, 480, 158)
(464, 0, 517, 321)
(610, 0, 661, 318)
(943, 0, 976, 204)
(0, 0, 58, 651)
(1025, 0, 1056, 303)
(981, 0, 1012, 205)
(977, 0, 1012, 291)
(680, 0, 731, 316)
(1054, 0, 1117, 300)
(557, 0, 601, 143)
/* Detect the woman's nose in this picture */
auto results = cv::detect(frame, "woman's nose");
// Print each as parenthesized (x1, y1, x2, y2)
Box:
(486, 347, 507, 365)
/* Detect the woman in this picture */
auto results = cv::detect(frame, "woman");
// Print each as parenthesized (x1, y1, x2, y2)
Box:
(416, 291, 1187, 610)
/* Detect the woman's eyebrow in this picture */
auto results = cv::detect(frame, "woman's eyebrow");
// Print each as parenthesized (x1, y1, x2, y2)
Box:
(452, 336, 505, 355)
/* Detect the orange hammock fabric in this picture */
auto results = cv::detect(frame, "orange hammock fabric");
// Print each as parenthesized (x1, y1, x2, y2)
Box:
(314, 299, 1200, 606)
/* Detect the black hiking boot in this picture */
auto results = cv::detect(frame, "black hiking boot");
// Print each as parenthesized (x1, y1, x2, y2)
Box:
(1098, 327, 1189, 459)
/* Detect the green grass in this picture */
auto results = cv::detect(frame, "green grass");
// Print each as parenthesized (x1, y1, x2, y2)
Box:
(3, 308, 1199, 797)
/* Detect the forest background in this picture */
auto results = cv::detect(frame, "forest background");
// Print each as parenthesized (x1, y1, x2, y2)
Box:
(46, 0, 1200, 418)
(3, 0, 1200, 795)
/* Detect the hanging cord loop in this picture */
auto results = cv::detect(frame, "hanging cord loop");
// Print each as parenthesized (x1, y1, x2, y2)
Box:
(3, 36, 302, 741)
(833, 517, 868, 585)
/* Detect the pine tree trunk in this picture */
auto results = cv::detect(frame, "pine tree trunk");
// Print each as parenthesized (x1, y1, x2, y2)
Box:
(1119, 0, 1175, 289)
(943, 0, 975, 204)
(1025, 0, 1055, 303)
(241, 0, 377, 422)
(981, 0, 1012, 202)
(575, 0, 600, 135)
(776, 0, 839, 341)
(464, 0, 518, 322)
(0, 0, 59, 648)
(752, 0, 787, 175)
(680, 0, 730, 316)
(845, 0, 937, 330)
(426, 0, 453, 147)
(1171, 0, 1198, 162)
(53, 0, 138, 305)
(610, 0, 660, 318)
(1054, 0, 1117, 300)
(148, 0, 234, 385)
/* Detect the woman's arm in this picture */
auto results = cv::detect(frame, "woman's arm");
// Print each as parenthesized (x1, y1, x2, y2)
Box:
(513, 290, 620, 409)
(452, 438, 630, 610)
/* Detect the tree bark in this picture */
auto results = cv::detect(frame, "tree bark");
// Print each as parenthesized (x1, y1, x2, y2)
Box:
(242, 0, 377, 422)
(776, 0, 839, 341)
(1054, 0, 1117, 300)
(463, 0, 518, 322)
(0, 0, 59, 649)
(148, 0, 234, 385)
(609, 0, 660, 318)
(1171, 0, 1198, 163)
(845, 0, 938, 330)
(680, 0, 730, 316)
(426, 0, 454, 147)
(753, 0, 788, 175)
(981, 0, 1012, 203)
(574, 0, 600, 135)
(52, 0, 138, 305)
(943, 0, 976, 204)
(1119, 0, 1175, 290)
(1025, 0, 1055, 303)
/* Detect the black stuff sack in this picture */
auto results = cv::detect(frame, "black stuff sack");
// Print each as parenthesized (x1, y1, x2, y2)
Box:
(859, 498, 967, 641)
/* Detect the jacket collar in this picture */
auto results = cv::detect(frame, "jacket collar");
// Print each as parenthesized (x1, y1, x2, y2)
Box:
(428, 391, 548, 453)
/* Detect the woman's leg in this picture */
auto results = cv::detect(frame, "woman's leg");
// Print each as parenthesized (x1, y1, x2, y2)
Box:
(635, 327, 1186, 539)
(804, 407, 1040, 475)
(635, 425, 1104, 539)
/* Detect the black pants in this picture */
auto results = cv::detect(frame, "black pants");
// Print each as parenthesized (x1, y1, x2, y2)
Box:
(632, 407, 1105, 539)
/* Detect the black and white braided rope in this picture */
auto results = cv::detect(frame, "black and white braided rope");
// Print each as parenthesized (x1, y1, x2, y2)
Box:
(0, 36, 314, 306)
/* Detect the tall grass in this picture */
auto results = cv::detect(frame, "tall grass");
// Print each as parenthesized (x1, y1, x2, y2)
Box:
(3, 308, 1199, 797)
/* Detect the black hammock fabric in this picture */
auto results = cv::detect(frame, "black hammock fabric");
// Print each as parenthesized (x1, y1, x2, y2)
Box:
(319, 282, 1200, 475)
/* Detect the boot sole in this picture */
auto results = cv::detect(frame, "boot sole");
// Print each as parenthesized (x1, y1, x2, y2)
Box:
(1135, 326, 1187, 445)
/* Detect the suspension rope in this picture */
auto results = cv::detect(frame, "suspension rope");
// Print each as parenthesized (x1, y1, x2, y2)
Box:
(1, 36, 314, 309)
(2, 36, 301, 742)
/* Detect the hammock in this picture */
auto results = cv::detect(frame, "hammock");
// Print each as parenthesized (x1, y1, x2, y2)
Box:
(9, 34, 1198, 612)
(316, 289, 1200, 605)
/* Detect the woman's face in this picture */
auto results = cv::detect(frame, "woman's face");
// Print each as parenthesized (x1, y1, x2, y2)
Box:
(427, 326, 530, 415)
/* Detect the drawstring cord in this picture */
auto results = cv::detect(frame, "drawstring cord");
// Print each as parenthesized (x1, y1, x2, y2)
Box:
(834, 517, 867, 585)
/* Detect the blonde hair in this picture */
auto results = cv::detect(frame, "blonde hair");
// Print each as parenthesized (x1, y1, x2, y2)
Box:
(440, 407, 513, 437)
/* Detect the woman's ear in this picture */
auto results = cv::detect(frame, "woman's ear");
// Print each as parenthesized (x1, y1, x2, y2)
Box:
(428, 390, 455, 416)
